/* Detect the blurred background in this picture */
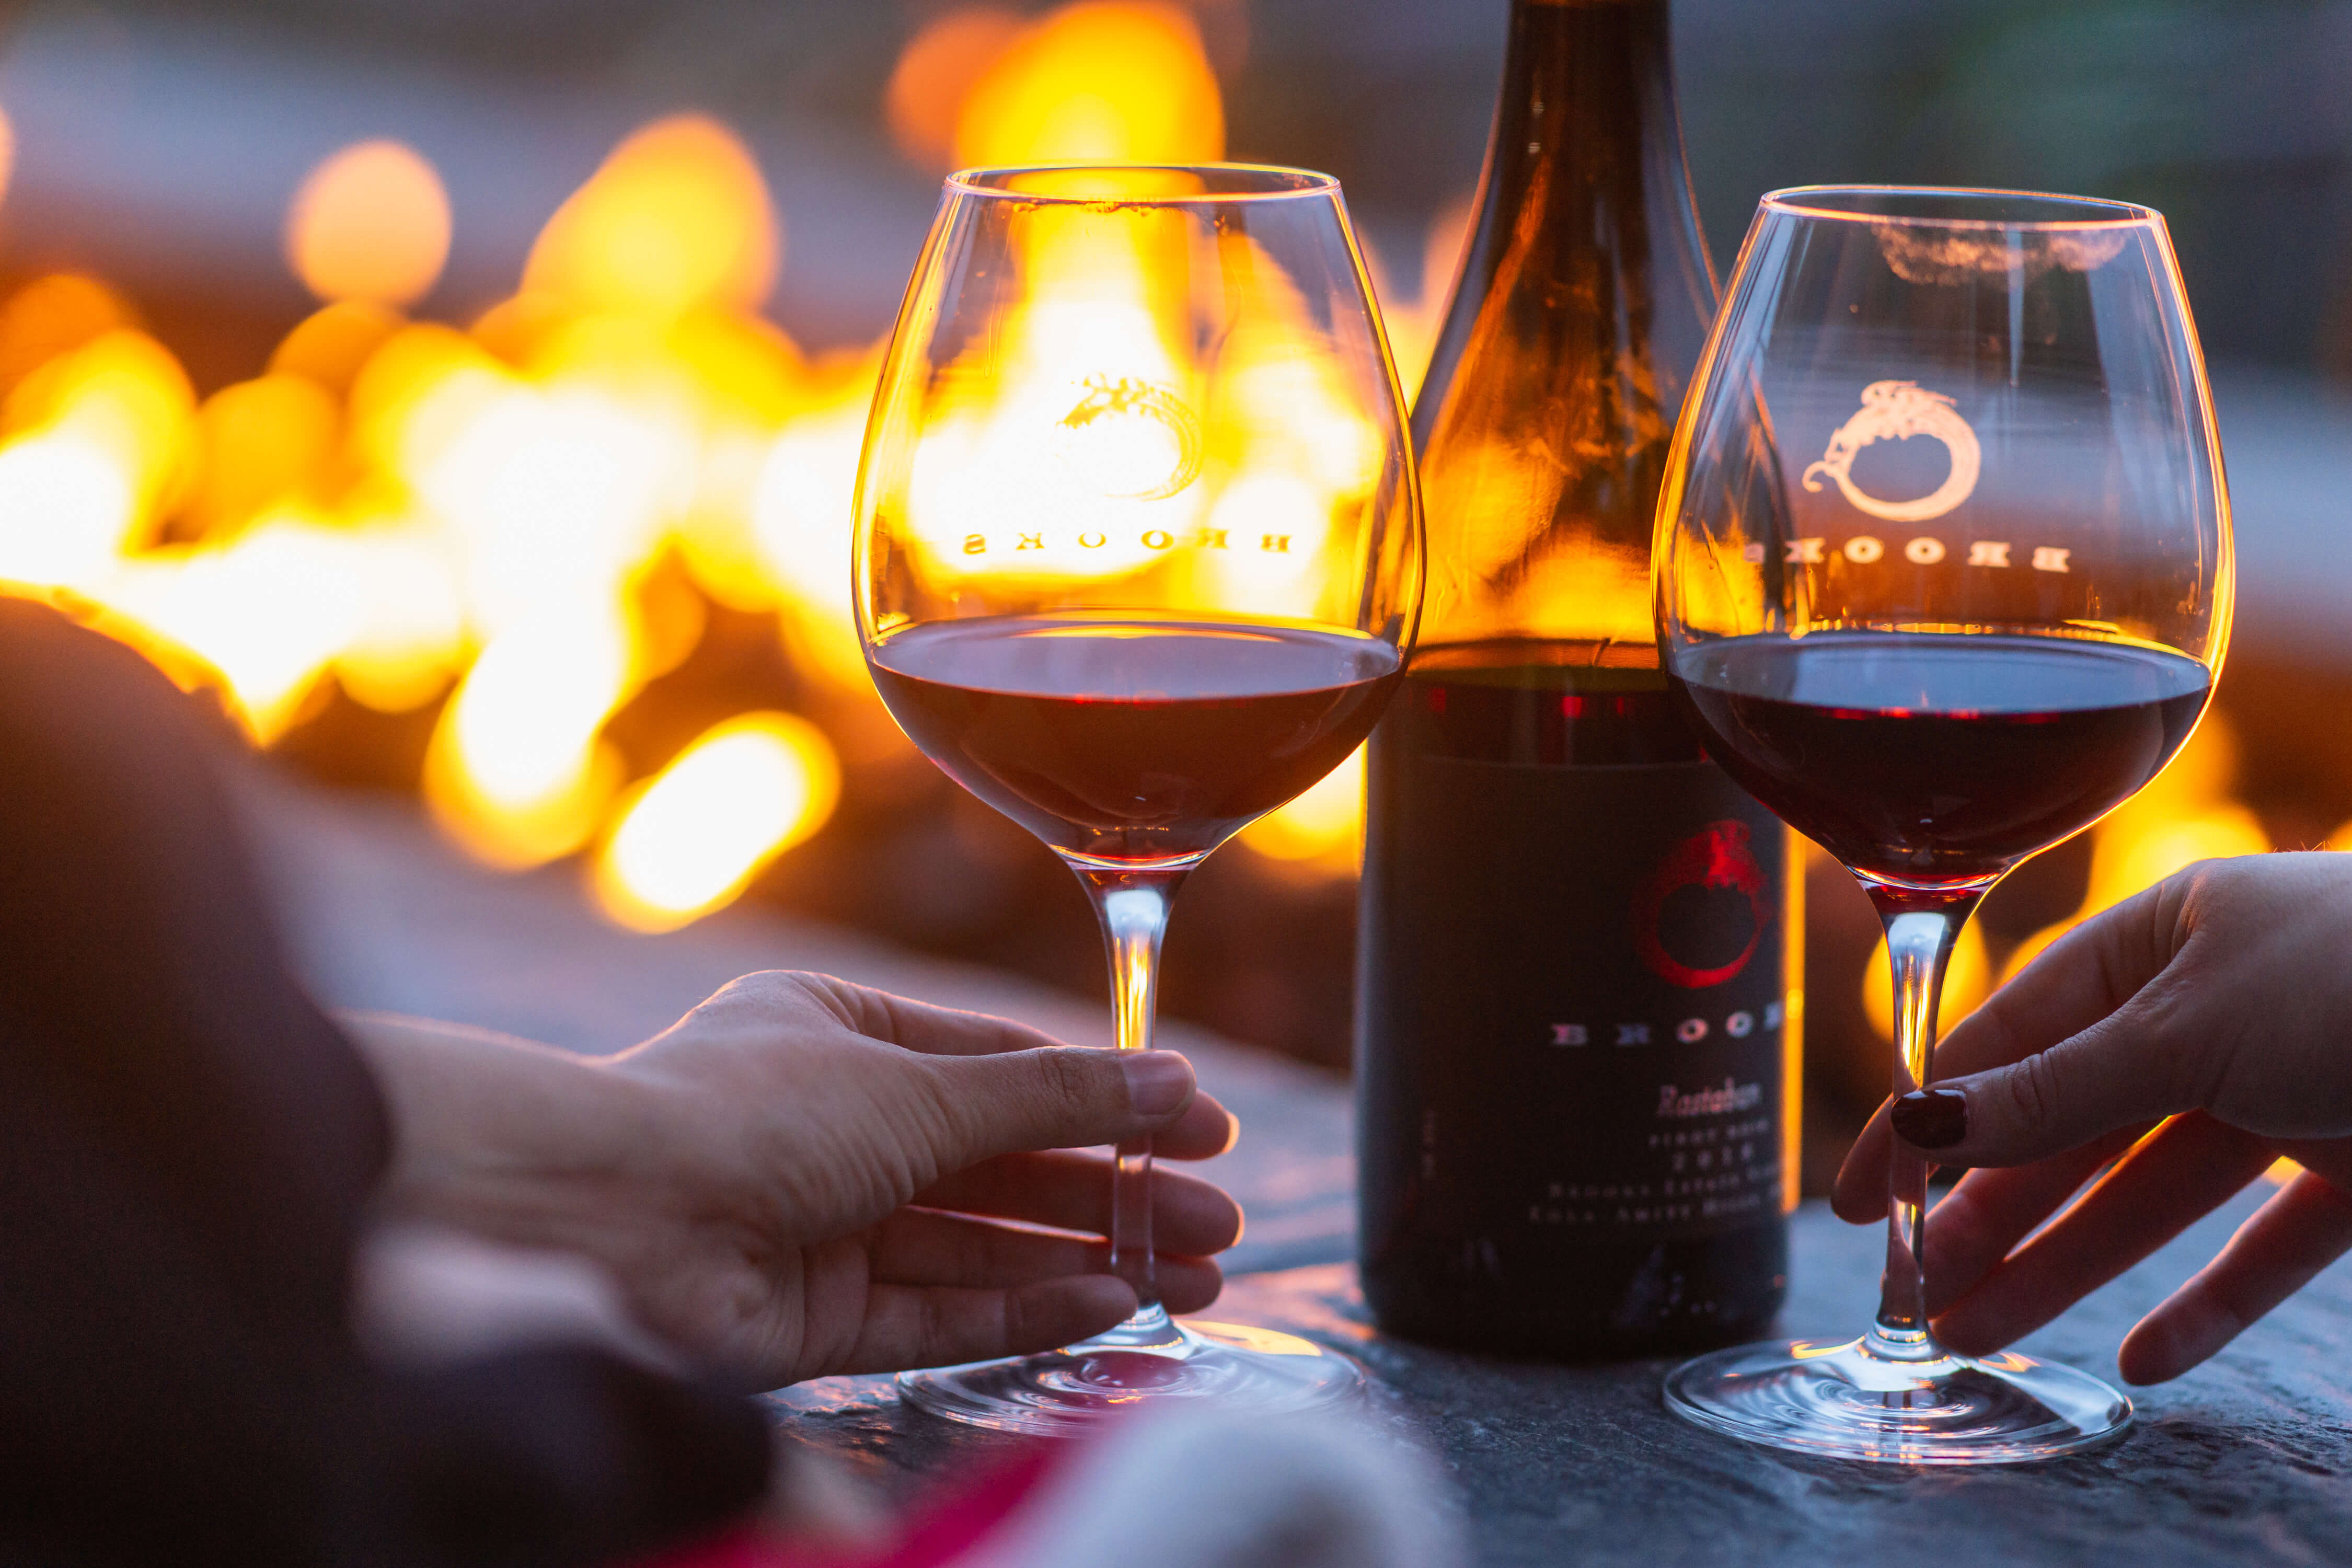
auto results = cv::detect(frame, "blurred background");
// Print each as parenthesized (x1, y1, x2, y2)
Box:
(0, 0, 2345, 1190)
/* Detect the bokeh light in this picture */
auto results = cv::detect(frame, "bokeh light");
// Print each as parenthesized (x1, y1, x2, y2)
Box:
(886, 8, 1028, 169)
(953, 3, 1225, 166)
(286, 140, 453, 306)
(0, 13, 1458, 929)
(593, 712, 842, 932)
(524, 116, 779, 319)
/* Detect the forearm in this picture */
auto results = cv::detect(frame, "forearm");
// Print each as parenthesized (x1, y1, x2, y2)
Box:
(340, 1012, 686, 1248)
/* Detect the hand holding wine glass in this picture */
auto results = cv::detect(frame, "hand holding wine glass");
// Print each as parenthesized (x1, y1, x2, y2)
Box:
(1830, 852, 2352, 1387)
(348, 973, 1245, 1388)
(1653, 187, 2230, 1463)
(855, 164, 1420, 1432)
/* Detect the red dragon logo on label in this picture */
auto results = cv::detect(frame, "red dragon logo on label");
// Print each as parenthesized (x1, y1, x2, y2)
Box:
(1633, 820, 1770, 989)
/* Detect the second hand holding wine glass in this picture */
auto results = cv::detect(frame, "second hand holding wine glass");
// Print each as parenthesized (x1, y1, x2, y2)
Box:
(1653, 188, 2231, 1463)
(855, 165, 1422, 1433)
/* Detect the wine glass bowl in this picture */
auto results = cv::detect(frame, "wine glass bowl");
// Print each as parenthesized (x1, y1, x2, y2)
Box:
(1668, 631, 2211, 899)
(1654, 187, 2229, 1463)
(857, 165, 1420, 651)
(856, 164, 1420, 1433)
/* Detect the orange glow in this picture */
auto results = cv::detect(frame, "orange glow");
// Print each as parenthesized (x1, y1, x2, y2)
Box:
(0, 429, 141, 590)
(1378, 191, 1473, 403)
(272, 301, 405, 394)
(1244, 741, 1364, 871)
(286, 141, 453, 306)
(592, 711, 841, 931)
(424, 605, 636, 868)
(6, 329, 195, 501)
(185, 374, 340, 536)
(346, 322, 509, 479)
(750, 366, 878, 685)
(0, 103, 16, 214)
(886, 8, 1028, 169)
(1998, 714, 2266, 988)
(332, 511, 468, 713)
(0, 120, 648, 891)
(0, 274, 137, 393)
(891, 189, 1386, 623)
(525, 116, 779, 318)
(99, 514, 365, 742)
(953, 3, 1225, 167)
(0, 330, 194, 588)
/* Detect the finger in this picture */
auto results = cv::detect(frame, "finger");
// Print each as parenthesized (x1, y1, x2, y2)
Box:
(1920, 1123, 2150, 1317)
(1932, 1113, 2276, 1356)
(1834, 885, 2189, 1219)
(1832, 1098, 1899, 1224)
(913, 1151, 1243, 1256)
(787, 974, 1078, 1059)
(1905, 1002, 2215, 1170)
(715, 973, 1233, 1160)
(839, 1264, 1225, 1375)
(915, 1044, 1203, 1171)
(2118, 1169, 2352, 1385)
(871, 1208, 1225, 1302)
(1153, 1091, 1239, 1160)
(2270, 1139, 2352, 1194)
(853, 979, 1239, 1157)
(1934, 882, 2181, 1083)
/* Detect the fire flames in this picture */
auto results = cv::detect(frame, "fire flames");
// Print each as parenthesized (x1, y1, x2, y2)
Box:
(0, 2, 1457, 925)
(286, 140, 453, 308)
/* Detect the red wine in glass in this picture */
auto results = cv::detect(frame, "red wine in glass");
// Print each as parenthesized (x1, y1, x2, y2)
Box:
(1667, 631, 2211, 891)
(868, 614, 1403, 867)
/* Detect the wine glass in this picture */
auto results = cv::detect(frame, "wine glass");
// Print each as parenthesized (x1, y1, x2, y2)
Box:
(854, 164, 1422, 1433)
(1653, 187, 2230, 1463)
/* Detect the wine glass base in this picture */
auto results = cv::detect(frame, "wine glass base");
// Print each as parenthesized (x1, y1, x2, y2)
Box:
(1664, 1335, 2131, 1465)
(897, 1318, 1365, 1436)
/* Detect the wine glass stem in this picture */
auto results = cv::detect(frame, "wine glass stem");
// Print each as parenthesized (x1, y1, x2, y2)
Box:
(1866, 895, 1980, 1358)
(1076, 866, 1186, 1331)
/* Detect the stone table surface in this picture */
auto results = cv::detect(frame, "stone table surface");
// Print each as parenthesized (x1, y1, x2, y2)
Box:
(252, 778, 2352, 1565)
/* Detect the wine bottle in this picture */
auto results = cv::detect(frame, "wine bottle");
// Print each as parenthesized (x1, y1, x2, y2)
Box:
(1356, 0, 1802, 1356)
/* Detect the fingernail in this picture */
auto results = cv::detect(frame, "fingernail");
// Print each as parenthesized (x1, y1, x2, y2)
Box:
(1892, 1087, 1967, 1149)
(1120, 1051, 1191, 1117)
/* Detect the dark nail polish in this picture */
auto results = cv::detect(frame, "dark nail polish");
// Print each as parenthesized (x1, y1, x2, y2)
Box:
(1892, 1088, 1967, 1149)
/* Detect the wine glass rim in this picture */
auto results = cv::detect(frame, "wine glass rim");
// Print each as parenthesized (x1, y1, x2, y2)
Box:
(945, 163, 1343, 205)
(1761, 184, 2159, 230)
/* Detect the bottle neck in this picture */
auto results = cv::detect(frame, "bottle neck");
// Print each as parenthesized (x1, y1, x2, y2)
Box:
(1411, 0, 1716, 653)
(1478, 0, 1693, 264)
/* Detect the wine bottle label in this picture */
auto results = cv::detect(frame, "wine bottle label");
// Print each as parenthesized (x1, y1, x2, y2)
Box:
(1364, 749, 1789, 1244)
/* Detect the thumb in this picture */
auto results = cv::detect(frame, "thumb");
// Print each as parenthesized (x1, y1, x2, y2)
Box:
(920, 1047, 1197, 1168)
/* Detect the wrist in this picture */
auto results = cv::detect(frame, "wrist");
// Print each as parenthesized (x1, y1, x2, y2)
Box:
(342, 1012, 691, 1248)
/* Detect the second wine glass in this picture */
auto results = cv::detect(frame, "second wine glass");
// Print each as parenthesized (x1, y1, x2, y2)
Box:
(1653, 187, 2231, 1463)
(855, 164, 1422, 1433)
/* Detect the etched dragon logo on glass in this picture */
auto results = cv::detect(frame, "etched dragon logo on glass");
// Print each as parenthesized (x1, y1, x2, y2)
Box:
(1802, 380, 1981, 524)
